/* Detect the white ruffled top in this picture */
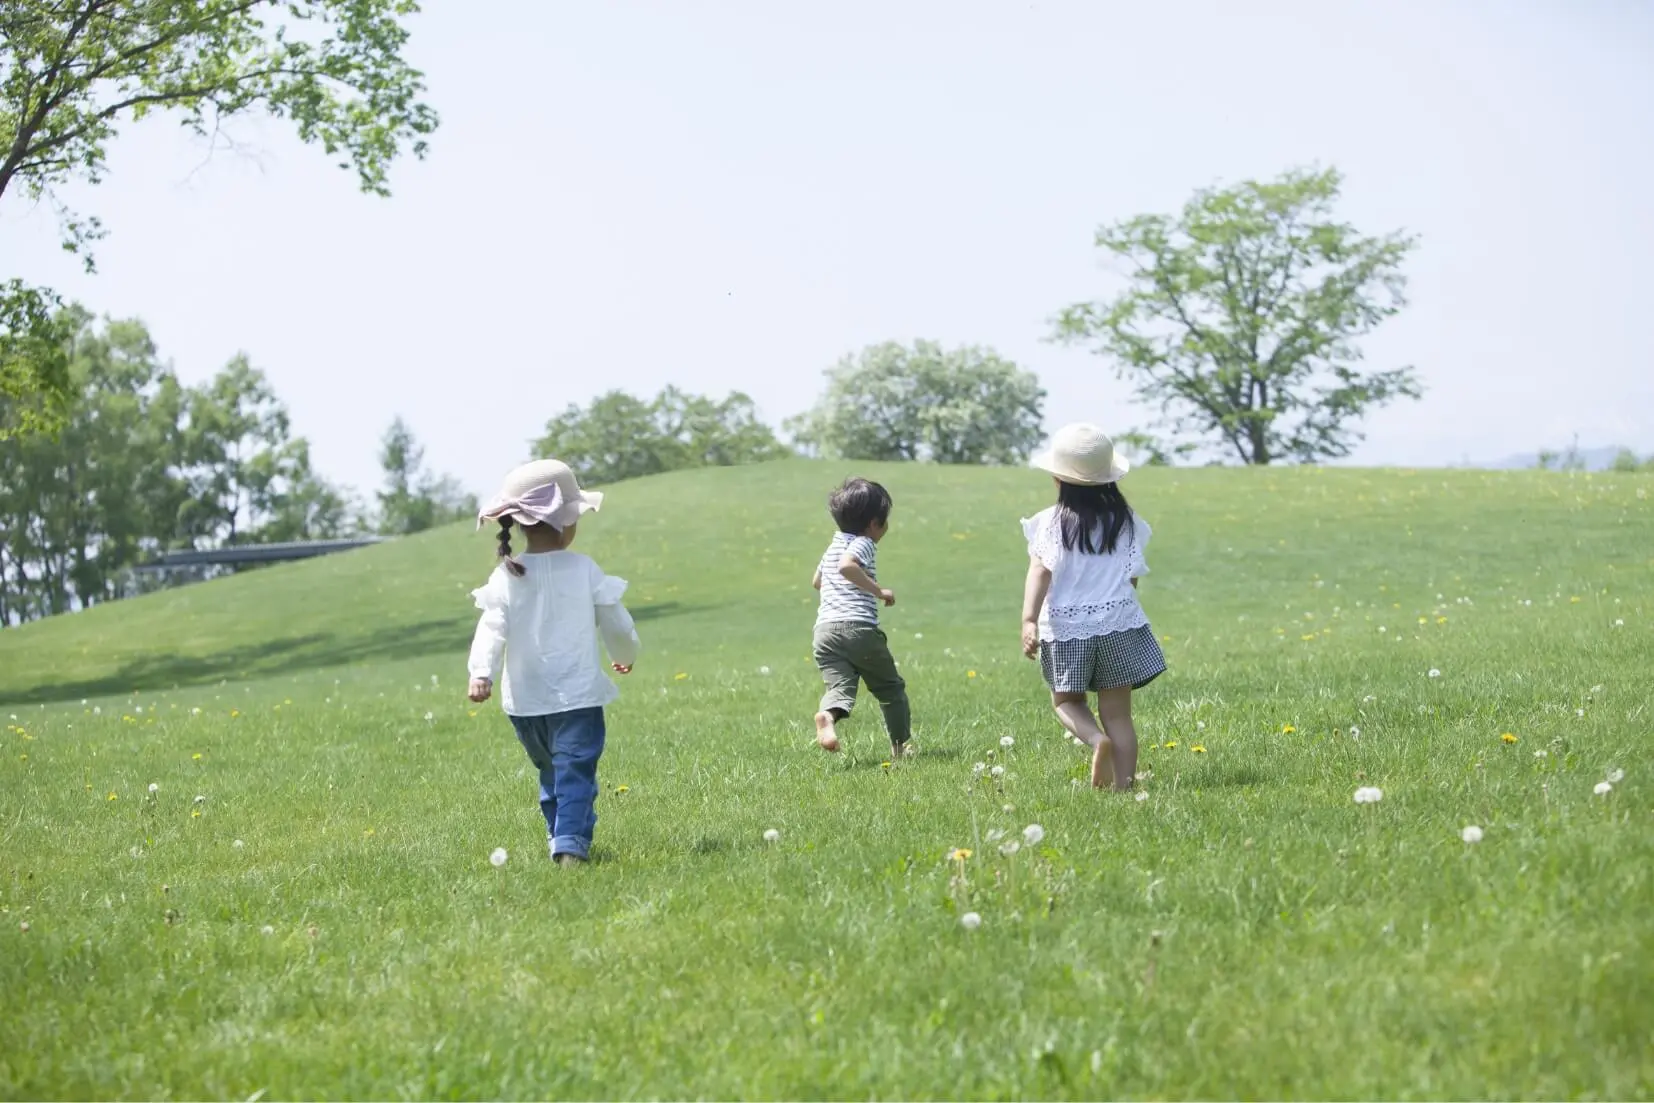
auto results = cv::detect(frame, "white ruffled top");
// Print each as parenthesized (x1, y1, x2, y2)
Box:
(467, 550, 639, 716)
(1020, 506, 1152, 642)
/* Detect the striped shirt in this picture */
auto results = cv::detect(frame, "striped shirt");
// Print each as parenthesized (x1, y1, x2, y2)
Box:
(816, 532, 879, 625)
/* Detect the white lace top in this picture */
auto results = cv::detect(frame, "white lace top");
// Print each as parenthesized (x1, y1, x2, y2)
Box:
(467, 550, 640, 716)
(1020, 506, 1152, 642)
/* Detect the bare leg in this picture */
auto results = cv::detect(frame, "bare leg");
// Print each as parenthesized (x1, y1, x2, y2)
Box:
(1094, 686, 1138, 791)
(1053, 692, 1112, 788)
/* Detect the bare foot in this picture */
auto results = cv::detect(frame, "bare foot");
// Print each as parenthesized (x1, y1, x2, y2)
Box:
(891, 740, 915, 761)
(814, 711, 840, 752)
(553, 853, 587, 868)
(1090, 736, 1115, 789)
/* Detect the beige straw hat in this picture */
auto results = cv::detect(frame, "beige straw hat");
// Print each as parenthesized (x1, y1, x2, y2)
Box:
(1028, 423, 1131, 485)
(476, 459, 603, 531)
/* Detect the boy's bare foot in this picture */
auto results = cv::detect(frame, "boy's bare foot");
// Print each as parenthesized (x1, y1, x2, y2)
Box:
(891, 740, 915, 761)
(1090, 736, 1115, 789)
(814, 711, 840, 752)
(553, 853, 587, 868)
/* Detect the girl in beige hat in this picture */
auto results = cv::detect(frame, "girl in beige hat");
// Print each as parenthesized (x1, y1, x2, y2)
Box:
(1020, 424, 1165, 790)
(466, 459, 639, 865)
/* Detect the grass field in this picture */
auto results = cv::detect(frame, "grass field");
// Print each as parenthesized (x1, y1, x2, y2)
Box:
(1, 459, 1651, 1100)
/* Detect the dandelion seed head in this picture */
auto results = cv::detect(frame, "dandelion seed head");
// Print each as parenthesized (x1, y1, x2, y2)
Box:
(960, 911, 982, 931)
(489, 847, 508, 867)
(759, 666, 771, 675)
(233, 839, 245, 849)
(147, 783, 159, 794)
(1135, 791, 1149, 802)
(1461, 825, 1484, 844)
(763, 828, 781, 844)
(261, 925, 275, 936)
(1606, 768, 1625, 784)
(990, 765, 1005, 778)
(999, 840, 1021, 856)
(1022, 823, 1045, 846)
(1000, 735, 1015, 748)
(1428, 669, 1442, 679)
(1353, 786, 1384, 804)
(1594, 781, 1613, 796)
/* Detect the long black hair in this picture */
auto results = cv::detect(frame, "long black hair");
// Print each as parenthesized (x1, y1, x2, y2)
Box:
(1056, 480, 1134, 555)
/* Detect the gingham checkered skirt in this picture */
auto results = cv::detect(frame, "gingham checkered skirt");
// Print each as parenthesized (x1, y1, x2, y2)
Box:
(1038, 626, 1166, 692)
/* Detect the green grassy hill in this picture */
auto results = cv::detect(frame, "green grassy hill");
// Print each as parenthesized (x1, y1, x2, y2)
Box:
(2, 460, 1650, 1098)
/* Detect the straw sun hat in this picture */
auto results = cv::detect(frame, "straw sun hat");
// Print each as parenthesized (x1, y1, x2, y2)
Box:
(476, 459, 603, 532)
(1028, 423, 1131, 486)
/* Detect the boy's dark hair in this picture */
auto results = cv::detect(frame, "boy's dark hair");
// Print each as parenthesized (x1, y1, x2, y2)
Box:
(1056, 480, 1135, 555)
(828, 477, 892, 534)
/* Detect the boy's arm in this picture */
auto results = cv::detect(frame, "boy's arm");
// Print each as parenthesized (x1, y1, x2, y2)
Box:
(838, 554, 894, 606)
(1020, 557, 1052, 659)
(811, 566, 822, 591)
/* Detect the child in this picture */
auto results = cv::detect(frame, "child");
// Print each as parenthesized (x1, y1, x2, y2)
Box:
(1019, 424, 1165, 790)
(467, 459, 639, 866)
(810, 477, 912, 759)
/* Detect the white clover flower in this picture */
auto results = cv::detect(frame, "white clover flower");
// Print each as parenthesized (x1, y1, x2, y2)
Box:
(960, 911, 981, 930)
(914, 632, 924, 640)
(1594, 781, 1613, 796)
(1353, 786, 1383, 804)
(763, 828, 780, 843)
(1606, 768, 1625, 784)
(1195, 721, 1205, 731)
(1002, 804, 1014, 814)
(1362, 695, 1376, 703)
(489, 847, 508, 867)
(1461, 825, 1484, 844)
(233, 839, 245, 849)
(261, 925, 275, 936)
(1022, 823, 1045, 846)
(1613, 618, 1624, 627)
(759, 666, 771, 675)
(424, 711, 435, 722)
(1000, 735, 1015, 748)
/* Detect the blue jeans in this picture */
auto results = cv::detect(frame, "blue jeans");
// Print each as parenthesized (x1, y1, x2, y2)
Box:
(508, 707, 606, 860)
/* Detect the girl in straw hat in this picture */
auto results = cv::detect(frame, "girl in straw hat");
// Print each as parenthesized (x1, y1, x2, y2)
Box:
(1019, 424, 1165, 790)
(467, 459, 639, 865)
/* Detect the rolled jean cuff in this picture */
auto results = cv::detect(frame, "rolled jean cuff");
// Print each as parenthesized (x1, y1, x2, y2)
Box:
(551, 833, 590, 859)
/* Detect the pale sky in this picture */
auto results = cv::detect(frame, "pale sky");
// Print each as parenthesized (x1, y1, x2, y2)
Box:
(6, 0, 1652, 496)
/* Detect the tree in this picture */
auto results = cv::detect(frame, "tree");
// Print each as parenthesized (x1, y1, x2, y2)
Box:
(375, 416, 474, 535)
(1053, 167, 1421, 465)
(534, 387, 789, 486)
(0, 0, 438, 436)
(786, 340, 1045, 465)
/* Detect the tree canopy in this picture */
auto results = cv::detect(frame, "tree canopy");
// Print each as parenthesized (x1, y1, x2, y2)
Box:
(787, 340, 1045, 465)
(1053, 166, 1420, 465)
(534, 387, 789, 486)
(0, 0, 437, 437)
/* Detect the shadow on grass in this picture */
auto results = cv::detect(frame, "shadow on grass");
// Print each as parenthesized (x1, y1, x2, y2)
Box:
(1, 602, 697, 706)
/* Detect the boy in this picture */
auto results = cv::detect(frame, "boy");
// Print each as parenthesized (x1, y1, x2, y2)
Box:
(810, 477, 912, 759)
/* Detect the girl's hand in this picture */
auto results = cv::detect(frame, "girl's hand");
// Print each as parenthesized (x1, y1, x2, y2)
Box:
(1020, 621, 1039, 660)
(612, 663, 632, 675)
(468, 677, 493, 702)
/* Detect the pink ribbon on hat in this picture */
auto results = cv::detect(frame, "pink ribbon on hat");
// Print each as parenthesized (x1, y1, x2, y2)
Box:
(476, 482, 580, 531)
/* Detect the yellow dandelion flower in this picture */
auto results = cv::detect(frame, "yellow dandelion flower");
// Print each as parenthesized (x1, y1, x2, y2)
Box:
(1191, 744, 1207, 753)
(18, 753, 26, 762)
(1501, 732, 1518, 744)
(967, 670, 978, 679)
(107, 792, 118, 801)
(674, 672, 688, 681)
(1417, 616, 1427, 625)
(1436, 616, 1448, 625)
(192, 753, 203, 761)
(948, 848, 973, 861)
(1301, 633, 1317, 641)
(1569, 596, 1581, 604)
(191, 809, 201, 819)
(362, 828, 375, 837)
(1281, 724, 1297, 734)
(880, 760, 893, 770)
(613, 785, 630, 795)
(1163, 740, 1178, 749)
(230, 710, 240, 718)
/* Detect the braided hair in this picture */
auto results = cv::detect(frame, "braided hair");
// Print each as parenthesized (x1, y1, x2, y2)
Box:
(496, 518, 527, 577)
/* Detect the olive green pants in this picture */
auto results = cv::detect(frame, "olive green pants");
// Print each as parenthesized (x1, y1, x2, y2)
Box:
(812, 621, 911, 744)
